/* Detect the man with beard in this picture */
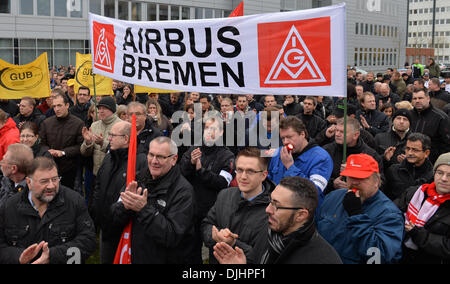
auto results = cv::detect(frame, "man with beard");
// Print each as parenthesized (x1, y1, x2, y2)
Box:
(0, 157, 96, 264)
(212, 176, 342, 264)
(179, 117, 235, 263)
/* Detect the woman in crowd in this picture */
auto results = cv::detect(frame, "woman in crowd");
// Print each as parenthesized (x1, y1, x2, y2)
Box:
(19, 121, 52, 159)
(146, 98, 173, 137)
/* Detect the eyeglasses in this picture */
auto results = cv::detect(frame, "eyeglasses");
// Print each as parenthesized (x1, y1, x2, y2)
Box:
(405, 146, 424, 153)
(30, 176, 62, 186)
(235, 168, 264, 176)
(20, 134, 36, 139)
(108, 132, 126, 138)
(268, 197, 304, 211)
(148, 152, 174, 162)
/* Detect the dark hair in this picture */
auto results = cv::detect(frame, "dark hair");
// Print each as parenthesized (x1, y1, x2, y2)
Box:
(53, 93, 69, 104)
(279, 176, 318, 219)
(236, 147, 269, 170)
(78, 86, 90, 95)
(28, 157, 58, 176)
(279, 116, 308, 139)
(20, 121, 39, 135)
(200, 93, 211, 102)
(407, 132, 431, 151)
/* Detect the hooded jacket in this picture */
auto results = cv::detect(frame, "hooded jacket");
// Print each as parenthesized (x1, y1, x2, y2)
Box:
(0, 118, 19, 161)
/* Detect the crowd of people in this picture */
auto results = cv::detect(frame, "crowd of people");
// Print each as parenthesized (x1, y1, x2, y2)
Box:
(0, 58, 449, 264)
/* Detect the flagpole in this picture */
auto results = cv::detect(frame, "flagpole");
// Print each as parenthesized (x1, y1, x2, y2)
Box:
(92, 73, 98, 121)
(342, 97, 348, 164)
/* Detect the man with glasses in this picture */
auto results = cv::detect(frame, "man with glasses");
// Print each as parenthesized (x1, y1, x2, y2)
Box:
(126, 102, 162, 155)
(394, 152, 450, 263)
(0, 144, 33, 207)
(111, 137, 197, 264)
(179, 117, 235, 263)
(0, 157, 96, 264)
(201, 147, 276, 263)
(213, 176, 342, 264)
(91, 121, 147, 263)
(317, 153, 404, 264)
(385, 133, 434, 200)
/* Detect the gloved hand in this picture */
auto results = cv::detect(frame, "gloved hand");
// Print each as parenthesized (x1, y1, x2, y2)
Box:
(343, 190, 362, 216)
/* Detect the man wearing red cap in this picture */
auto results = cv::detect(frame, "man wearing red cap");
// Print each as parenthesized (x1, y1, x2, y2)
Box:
(317, 153, 404, 264)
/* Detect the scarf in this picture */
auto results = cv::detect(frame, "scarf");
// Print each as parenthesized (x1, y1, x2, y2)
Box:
(405, 182, 450, 249)
(260, 218, 315, 264)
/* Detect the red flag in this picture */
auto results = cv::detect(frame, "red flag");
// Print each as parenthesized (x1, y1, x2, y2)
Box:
(113, 114, 137, 264)
(228, 1, 244, 17)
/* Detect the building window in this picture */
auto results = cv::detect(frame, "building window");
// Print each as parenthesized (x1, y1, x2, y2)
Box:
(37, 0, 51, 16)
(104, 0, 115, 18)
(20, 0, 33, 15)
(182, 6, 190, 20)
(69, 0, 83, 18)
(147, 3, 156, 21)
(159, 4, 168, 21)
(0, 0, 10, 13)
(54, 0, 68, 17)
(118, 1, 129, 20)
(170, 5, 180, 20)
(131, 2, 142, 21)
(90, 0, 101, 15)
(0, 38, 13, 63)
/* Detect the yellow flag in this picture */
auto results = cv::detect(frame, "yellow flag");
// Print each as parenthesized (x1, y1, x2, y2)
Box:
(0, 52, 51, 99)
(75, 53, 113, 96)
(134, 85, 181, 94)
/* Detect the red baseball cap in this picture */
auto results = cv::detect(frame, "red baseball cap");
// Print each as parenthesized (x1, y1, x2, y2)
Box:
(340, 154, 379, 179)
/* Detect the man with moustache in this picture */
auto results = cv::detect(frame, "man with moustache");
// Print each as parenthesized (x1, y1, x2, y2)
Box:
(201, 147, 276, 263)
(394, 152, 450, 263)
(317, 153, 404, 264)
(0, 157, 96, 264)
(385, 133, 434, 200)
(212, 176, 342, 264)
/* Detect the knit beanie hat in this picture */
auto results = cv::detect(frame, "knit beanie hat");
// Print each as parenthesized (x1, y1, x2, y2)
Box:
(97, 96, 116, 113)
(434, 152, 450, 173)
(392, 108, 412, 123)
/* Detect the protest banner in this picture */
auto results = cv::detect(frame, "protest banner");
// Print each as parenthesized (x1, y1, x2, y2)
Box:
(89, 3, 346, 96)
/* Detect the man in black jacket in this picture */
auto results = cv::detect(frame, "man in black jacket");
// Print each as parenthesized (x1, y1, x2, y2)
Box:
(179, 116, 235, 263)
(375, 108, 412, 169)
(201, 147, 275, 263)
(356, 92, 390, 136)
(39, 94, 84, 191)
(69, 86, 91, 125)
(14, 97, 45, 129)
(91, 121, 148, 264)
(296, 96, 327, 140)
(385, 133, 433, 200)
(410, 88, 450, 163)
(394, 152, 450, 264)
(111, 137, 197, 264)
(213, 176, 342, 264)
(0, 157, 96, 264)
(127, 102, 163, 155)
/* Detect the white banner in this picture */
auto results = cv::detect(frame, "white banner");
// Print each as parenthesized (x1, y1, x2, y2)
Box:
(89, 3, 346, 96)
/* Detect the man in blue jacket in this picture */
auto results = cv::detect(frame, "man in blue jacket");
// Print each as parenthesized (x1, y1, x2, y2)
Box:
(317, 153, 404, 264)
(268, 116, 333, 208)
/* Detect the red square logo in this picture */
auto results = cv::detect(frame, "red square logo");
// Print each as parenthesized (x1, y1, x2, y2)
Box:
(258, 17, 331, 88)
(93, 21, 116, 73)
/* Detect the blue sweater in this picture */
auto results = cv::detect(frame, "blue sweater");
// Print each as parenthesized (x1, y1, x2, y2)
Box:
(317, 189, 404, 264)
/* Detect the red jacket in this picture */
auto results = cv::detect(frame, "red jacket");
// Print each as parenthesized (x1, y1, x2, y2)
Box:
(0, 118, 20, 160)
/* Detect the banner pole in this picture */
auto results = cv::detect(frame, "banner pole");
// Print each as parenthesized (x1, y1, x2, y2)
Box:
(342, 97, 348, 164)
(92, 73, 98, 121)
